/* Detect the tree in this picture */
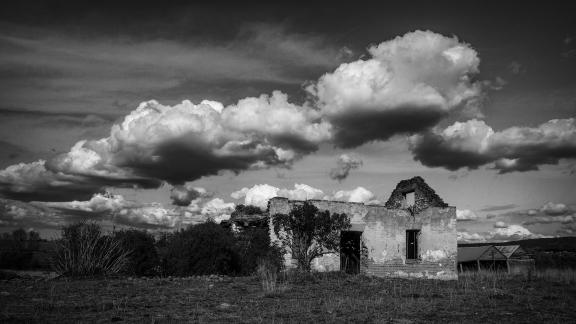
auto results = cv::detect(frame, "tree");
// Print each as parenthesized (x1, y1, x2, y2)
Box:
(272, 201, 350, 272)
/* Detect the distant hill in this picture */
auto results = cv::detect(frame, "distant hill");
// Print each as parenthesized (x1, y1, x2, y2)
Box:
(458, 237, 576, 253)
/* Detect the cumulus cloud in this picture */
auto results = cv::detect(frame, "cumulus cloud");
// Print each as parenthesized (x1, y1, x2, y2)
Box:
(44, 192, 137, 214)
(540, 202, 569, 216)
(200, 198, 235, 223)
(308, 30, 482, 147)
(456, 209, 479, 221)
(0, 92, 329, 201)
(170, 184, 210, 206)
(330, 187, 377, 204)
(523, 215, 574, 226)
(231, 183, 326, 210)
(458, 224, 548, 243)
(231, 184, 280, 210)
(329, 154, 363, 181)
(521, 203, 574, 226)
(490, 224, 548, 241)
(7, 28, 571, 207)
(231, 183, 377, 209)
(0, 198, 63, 228)
(410, 118, 576, 173)
(494, 221, 508, 228)
(457, 231, 485, 242)
(29, 188, 237, 229)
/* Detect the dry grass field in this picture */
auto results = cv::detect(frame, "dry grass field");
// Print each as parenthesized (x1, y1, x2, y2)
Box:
(1, 270, 575, 323)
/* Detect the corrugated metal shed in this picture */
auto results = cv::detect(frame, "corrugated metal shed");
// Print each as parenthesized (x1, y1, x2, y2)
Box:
(494, 245, 531, 259)
(457, 246, 507, 262)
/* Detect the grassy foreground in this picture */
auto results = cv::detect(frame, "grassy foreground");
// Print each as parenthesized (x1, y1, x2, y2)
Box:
(1, 270, 575, 323)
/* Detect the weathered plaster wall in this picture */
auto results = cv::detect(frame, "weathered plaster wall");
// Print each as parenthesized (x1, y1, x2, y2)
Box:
(362, 206, 457, 280)
(268, 197, 457, 280)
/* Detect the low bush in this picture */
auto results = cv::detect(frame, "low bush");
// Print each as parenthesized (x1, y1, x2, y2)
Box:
(235, 227, 284, 276)
(113, 229, 159, 276)
(52, 222, 130, 277)
(158, 222, 240, 276)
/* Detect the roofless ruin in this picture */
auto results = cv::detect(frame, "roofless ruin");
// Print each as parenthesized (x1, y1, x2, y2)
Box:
(268, 177, 457, 280)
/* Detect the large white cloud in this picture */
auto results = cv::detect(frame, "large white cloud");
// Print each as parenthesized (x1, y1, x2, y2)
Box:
(231, 184, 280, 210)
(410, 118, 576, 172)
(308, 30, 482, 147)
(0, 92, 328, 201)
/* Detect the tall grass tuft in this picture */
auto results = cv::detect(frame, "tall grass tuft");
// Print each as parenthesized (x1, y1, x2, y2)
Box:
(256, 258, 285, 295)
(52, 222, 130, 277)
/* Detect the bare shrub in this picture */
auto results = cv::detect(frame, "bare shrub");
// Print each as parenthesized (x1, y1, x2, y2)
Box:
(52, 222, 130, 277)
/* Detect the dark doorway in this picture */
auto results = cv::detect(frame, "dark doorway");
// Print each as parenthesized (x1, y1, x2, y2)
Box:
(406, 230, 419, 260)
(340, 231, 361, 274)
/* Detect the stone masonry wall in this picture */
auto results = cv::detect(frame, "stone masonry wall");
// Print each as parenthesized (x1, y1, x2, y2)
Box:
(268, 196, 457, 280)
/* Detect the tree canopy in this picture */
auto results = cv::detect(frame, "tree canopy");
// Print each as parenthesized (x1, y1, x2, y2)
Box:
(272, 201, 350, 271)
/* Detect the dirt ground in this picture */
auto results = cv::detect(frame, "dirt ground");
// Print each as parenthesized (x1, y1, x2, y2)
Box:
(1, 271, 575, 323)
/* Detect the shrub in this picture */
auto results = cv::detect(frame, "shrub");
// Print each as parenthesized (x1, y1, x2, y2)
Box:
(113, 229, 159, 276)
(0, 229, 43, 270)
(158, 222, 240, 276)
(235, 227, 284, 276)
(52, 222, 130, 277)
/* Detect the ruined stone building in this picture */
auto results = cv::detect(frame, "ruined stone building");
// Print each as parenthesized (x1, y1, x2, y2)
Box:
(268, 177, 457, 280)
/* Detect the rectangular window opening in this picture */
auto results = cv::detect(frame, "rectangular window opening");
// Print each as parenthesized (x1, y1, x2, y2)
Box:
(406, 229, 419, 260)
(404, 191, 415, 208)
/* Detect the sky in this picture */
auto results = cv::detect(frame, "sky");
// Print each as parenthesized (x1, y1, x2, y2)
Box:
(0, 1, 575, 242)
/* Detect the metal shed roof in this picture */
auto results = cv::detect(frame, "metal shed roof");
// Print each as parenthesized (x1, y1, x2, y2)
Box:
(494, 245, 532, 259)
(457, 246, 507, 262)
(494, 245, 520, 258)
